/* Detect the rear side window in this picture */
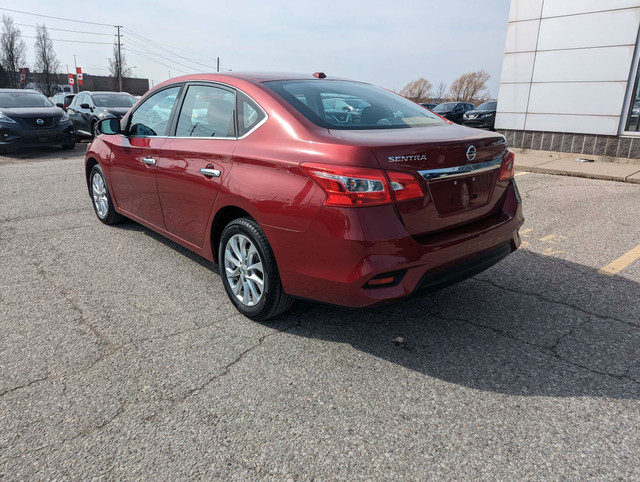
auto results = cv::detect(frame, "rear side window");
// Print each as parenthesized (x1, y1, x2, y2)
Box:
(264, 79, 445, 130)
(237, 91, 265, 137)
(128, 86, 180, 137)
(175, 84, 236, 138)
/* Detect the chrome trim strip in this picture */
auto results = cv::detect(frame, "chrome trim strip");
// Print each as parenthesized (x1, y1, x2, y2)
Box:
(418, 157, 503, 181)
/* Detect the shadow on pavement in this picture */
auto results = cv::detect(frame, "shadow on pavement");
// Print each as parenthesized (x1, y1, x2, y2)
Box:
(0, 144, 87, 163)
(118, 220, 640, 399)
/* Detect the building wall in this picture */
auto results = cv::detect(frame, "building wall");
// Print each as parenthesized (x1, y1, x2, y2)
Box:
(496, 0, 640, 148)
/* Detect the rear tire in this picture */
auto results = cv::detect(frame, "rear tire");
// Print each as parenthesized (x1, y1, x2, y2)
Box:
(89, 164, 124, 225)
(219, 217, 293, 320)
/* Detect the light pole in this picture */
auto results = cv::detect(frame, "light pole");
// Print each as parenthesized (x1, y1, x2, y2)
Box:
(73, 55, 78, 93)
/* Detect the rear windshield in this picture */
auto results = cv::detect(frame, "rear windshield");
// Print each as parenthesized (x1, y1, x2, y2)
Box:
(0, 92, 53, 108)
(264, 80, 446, 130)
(93, 93, 136, 108)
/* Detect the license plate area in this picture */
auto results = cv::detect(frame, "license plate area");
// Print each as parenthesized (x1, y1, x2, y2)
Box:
(427, 170, 496, 215)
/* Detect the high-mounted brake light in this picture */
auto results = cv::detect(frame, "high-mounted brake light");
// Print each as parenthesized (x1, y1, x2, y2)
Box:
(301, 163, 425, 207)
(498, 150, 515, 181)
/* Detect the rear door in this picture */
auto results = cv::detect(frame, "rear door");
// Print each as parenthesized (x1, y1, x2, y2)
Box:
(108, 85, 182, 228)
(156, 83, 239, 247)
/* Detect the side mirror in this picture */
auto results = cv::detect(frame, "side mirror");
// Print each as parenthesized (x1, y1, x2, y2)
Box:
(80, 103, 92, 110)
(98, 117, 121, 135)
(56, 103, 64, 108)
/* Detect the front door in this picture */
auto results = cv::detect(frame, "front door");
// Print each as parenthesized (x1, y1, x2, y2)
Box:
(108, 86, 181, 229)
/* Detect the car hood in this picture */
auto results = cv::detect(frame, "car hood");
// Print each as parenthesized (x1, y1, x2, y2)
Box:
(0, 106, 64, 118)
(95, 107, 131, 117)
(466, 109, 495, 115)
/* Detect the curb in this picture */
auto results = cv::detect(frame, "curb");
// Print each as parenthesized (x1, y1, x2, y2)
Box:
(515, 164, 640, 184)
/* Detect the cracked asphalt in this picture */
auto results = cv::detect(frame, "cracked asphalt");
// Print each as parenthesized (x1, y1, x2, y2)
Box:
(1, 147, 639, 480)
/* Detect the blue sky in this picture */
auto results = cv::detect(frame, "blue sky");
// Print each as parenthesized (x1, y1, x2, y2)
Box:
(4, 0, 511, 96)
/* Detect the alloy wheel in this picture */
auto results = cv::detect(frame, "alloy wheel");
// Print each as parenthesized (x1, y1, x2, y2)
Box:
(91, 172, 109, 219)
(224, 234, 265, 307)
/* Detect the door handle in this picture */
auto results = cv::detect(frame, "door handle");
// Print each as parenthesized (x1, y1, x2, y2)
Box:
(141, 157, 157, 166)
(199, 168, 221, 177)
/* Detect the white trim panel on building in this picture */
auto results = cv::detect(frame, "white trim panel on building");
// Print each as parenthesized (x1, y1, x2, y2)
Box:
(523, 113, 621, 135)
(495, 112, 526, 131)
(509, 0, 543, 22)
(542, 0, 640, 18)
(500, 52, 536, 83)
(504, 20, 540, 53)
(537, 9, 640, 51)
(533, 47, 635, 82)
(496, 83, 532, 113)
(527, 82, 628, 117)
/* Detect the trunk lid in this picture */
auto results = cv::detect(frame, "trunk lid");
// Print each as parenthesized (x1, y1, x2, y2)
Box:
(328, 125, 508, 237)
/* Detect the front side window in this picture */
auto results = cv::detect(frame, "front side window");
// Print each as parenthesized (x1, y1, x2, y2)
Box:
(264, 80, 445, 130)
(476, 102, 497, 111)
(128, 86, 180, 137)
(175, 84, 236, 137)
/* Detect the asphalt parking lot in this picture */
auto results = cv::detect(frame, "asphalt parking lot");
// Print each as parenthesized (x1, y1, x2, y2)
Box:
(1, 147, 639, 480)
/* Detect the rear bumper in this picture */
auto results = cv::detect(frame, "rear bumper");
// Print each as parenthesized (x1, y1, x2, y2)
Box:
(266, 180, 523, 308)
(0, 123, 74, 150)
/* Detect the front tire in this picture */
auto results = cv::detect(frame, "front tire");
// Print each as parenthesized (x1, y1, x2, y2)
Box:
(89, 164, 124, 225)
(219, 218, 293, 320)
(61, 141, 75, 150)
(92, 120, 100, 138)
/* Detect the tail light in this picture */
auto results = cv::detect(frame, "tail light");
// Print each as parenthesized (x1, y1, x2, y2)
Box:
(387, 171, 424, 202)
(301, 163, 391, 206)
(301, 163, 424, 207)
(498, 150, 515, 181)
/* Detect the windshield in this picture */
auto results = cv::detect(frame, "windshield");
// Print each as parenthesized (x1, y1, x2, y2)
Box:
(93, 93, 136, 108)
(0, 92, 53, 108)
(433, 102, 458, 112)
(264, 80, 446, 130)
(476, 102, 497, 110)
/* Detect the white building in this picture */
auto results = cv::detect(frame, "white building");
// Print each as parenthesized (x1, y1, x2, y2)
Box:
(496, 0, 640, 158)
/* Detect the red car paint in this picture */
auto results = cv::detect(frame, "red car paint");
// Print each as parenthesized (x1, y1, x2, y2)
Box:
(85, 73, 523, 308)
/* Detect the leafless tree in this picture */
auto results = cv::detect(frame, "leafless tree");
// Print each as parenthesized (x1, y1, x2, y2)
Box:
(34, 24, 60, 96)
(108, 42, 132, 90)
(448, 70, 490, 104)
(0, 15, 27, 88)
(399, 78, 433, 103)
(435, 82, 447, 101)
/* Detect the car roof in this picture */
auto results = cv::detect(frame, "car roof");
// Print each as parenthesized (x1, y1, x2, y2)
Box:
(0, 89, 42, 94)
(83, 91, 133, 95)
(167, 72, 350, 83)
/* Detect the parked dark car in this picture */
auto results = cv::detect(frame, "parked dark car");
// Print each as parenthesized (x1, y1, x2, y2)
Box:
(462, 101, 497, 130)
(432, 102, 475, 124)
(0, 89, 75, 154)
(52, 92, 76, 111)
(85, 72, 521, 320)
(420, 102, 437, 109)
(68, 91, 136, 139)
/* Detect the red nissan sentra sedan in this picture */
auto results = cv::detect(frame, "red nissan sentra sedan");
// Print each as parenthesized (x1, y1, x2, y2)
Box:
(85, 72, 523, 320)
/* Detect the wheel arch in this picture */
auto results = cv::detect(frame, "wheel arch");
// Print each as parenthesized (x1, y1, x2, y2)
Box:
(210, 205, 255, 264)
(85, 157, 99, 196)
